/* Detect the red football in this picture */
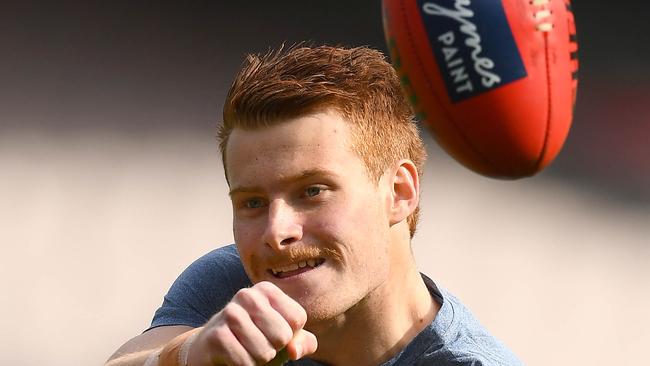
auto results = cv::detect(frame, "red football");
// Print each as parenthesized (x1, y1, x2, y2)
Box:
(382, 0, 579, 178)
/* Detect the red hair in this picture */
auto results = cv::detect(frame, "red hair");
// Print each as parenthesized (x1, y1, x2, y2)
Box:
(218, 45, 426, 238)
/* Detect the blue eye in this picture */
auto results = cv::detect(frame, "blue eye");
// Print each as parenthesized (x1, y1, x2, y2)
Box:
(305, 186, 322, 197)
(245, 198, 264, 209)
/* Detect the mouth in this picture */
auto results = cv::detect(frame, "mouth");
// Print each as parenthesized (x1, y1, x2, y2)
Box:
(268, 258, 326, 279)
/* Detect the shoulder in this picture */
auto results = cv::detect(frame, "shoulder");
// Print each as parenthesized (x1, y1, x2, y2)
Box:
(149, 244, 252, 329)
(190, 244, 244, 270)
(419, 287, 523, 365)
(176, 244, 252, 296)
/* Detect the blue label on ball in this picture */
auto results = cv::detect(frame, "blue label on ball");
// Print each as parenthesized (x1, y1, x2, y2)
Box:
(416, 0, 527, 103)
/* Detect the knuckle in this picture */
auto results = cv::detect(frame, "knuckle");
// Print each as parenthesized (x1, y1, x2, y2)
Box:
(248, 301, 269, 321)
(246, 309, 265, 326)
(234, 287, 267, 310)
(289, 307, 307, 329)
(270, 329, 292, 349)
(233, 287, 254, 302)
(235, 290, 270, 325)
(237, 288, 265, 309)
(235, 288, 254, 301)
(248, 346, 277, 365)
(204, 325, 229, 350)
(255, 281, 279, 295)
(260, 348, 278, 364)
(220, 304, 245, 326)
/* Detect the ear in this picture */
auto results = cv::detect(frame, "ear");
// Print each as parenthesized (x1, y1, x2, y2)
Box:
(388, 159, 420, 226)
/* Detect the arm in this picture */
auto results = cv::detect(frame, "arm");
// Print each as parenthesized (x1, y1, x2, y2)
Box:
(105, 325, 193, 366)
(105, 247, 313, 365)
(105, 282, 317, 366)
(104, 245, 238, 365)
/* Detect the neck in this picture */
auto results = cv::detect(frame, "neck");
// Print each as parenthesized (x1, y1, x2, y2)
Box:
(306, 234, 440, 365)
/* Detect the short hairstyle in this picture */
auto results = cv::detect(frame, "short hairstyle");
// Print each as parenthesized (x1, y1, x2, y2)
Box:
(218, 44, 426, 238)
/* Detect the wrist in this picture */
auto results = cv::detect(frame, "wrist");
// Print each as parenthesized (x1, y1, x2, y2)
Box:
(158, 327, 203, 366)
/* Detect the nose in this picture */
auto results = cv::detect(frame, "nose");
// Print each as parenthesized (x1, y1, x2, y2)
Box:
(261, 199, 303, 251)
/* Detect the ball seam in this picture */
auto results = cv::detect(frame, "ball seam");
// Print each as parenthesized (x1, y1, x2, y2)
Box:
(533, 25, 553, 173)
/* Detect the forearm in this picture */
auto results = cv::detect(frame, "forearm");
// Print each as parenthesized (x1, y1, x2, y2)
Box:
(105, 325, 195, 366)
(105, 348, 161, 366)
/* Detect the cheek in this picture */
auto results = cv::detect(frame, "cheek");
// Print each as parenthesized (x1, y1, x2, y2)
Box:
(309, 192, 386, 248)
(232, 221, 264, 276)
(232, 222, 250, 249)
(233, 215, 266, 244)
(347, 195, 391, 260)
(344, 191, 387, 231)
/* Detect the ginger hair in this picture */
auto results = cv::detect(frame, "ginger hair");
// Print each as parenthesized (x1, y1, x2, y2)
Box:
(217, 45, 426, 238)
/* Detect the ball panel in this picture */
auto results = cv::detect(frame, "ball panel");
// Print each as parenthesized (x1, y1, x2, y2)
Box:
(384, 0, 501, 176)
(383, 0, 578, 178)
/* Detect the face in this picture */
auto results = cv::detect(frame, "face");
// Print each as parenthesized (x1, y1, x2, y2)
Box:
(225, 111, 394, 323)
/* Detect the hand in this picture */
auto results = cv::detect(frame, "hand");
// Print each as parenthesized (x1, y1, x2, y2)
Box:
(187, 281, 318, 365)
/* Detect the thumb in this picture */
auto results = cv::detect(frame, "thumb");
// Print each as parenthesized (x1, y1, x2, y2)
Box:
(286, 329, 318, 360)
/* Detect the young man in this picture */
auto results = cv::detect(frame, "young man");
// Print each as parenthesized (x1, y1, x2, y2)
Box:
(106, 45, 521, 366)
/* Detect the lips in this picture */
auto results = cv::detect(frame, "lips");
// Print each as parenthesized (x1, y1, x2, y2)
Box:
(269, 258, 326, 278)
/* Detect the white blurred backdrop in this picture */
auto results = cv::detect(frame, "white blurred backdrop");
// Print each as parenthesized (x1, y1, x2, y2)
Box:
(1, 2, 649, 365)
(1, 131, 648, 366)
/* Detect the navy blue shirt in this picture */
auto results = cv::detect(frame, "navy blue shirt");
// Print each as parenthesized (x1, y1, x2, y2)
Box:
(149, 245, 522, 365)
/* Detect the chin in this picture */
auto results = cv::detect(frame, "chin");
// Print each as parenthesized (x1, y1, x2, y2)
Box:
(304, 303, 343, 326)
(304, 290, 368, 327)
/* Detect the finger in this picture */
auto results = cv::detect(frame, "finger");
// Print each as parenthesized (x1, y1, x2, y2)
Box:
(233, 286, 294, 349)
(286, 329, 318, 360)
(203, 324, 257, 366)
(221, 302, 278, 363)
(265, 347, 290, 366)
(254, 281, 308, 333)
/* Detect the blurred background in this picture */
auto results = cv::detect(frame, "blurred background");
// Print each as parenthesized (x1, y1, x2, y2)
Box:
(0, 1, 648, 365)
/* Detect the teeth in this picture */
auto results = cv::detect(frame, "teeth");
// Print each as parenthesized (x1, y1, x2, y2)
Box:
(271, 258, 323, 275)
(279, 263, 299, 272)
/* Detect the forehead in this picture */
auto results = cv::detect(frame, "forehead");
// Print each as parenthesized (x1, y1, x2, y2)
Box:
(225, 112, 364, 186)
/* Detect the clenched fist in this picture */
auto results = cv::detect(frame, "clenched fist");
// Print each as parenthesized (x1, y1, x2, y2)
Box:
(187, 281, 318, 365)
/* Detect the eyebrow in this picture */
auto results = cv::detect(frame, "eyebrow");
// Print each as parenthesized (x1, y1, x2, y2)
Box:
(228, 169, 336, 197)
